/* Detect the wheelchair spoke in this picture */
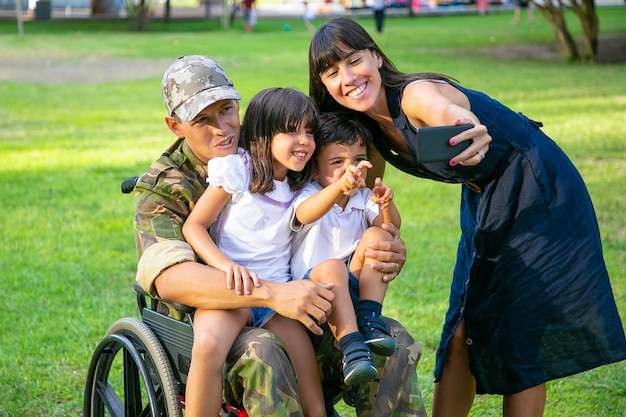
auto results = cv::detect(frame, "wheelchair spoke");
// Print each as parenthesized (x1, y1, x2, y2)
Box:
(84, 318, 182, 417)
(123, 347, 144, 416)
(95, 380, 124, 417)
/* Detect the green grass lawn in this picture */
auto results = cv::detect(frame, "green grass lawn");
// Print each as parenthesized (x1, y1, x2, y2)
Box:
(1, 8, 625, 417)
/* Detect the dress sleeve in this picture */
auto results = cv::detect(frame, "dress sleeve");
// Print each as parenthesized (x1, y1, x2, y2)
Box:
(207, 149, 249, 202)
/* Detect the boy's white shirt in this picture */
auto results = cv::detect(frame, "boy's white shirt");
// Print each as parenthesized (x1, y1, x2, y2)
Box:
(290, 181, 379, 281)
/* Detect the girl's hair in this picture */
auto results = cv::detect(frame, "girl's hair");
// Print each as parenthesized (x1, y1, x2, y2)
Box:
(240, 87, 319, 193)
(308, 17, 454, 113)
(315, 111, 373, 160)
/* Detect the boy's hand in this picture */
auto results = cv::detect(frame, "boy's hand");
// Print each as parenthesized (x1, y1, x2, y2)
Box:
(339, 160, 373, 194)
(220, 263, 261, 295)
(370, 177, 394, 207)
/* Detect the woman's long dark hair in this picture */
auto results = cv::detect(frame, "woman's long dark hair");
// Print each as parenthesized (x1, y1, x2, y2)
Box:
(240, 87, 319, 194)
(308, 17, 454, 113)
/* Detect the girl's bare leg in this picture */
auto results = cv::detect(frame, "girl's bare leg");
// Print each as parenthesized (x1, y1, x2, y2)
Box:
(503, 384, 545, 417)
(432, 318, 475, 417)
(265, 315, 326, 417)
(185, 308, 250, 417)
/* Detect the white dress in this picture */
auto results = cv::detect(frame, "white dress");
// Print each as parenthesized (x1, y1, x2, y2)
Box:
(208, 148, 302, 283)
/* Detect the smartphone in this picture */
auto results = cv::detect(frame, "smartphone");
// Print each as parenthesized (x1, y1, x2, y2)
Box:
(414, 124, 473, 163)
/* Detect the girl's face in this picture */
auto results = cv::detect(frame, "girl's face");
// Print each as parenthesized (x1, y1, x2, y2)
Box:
(319, 47, 383, 114)
(271, 123, 316, 181)
(315, 141, 368, 190)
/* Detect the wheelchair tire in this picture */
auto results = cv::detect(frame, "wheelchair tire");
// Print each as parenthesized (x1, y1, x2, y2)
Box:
(84, 317, 183, 417)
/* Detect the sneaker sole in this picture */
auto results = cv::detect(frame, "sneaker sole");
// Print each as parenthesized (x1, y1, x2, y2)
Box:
(366, 338, 396, 356)
(343, 363, 378, 385)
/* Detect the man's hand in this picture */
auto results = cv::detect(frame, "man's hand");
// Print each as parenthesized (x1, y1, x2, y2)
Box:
(265, 280, 335, 336)
(365, 223, 406, 282)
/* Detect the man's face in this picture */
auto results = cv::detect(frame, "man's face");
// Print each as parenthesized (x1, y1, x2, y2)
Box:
(166, 99, 241, 164)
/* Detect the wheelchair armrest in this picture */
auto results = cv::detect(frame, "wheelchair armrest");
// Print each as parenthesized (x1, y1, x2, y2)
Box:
(133, 282, 195, 315)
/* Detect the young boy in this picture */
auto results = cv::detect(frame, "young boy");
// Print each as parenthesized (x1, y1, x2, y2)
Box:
(292, 111, 402, 356)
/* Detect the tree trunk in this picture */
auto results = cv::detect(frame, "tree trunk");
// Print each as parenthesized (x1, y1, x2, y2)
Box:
(163, 0, 171, 23)
(91, 0, 118, 14)
(533, 0, 580, 61)
(129, 0, 150, 31)
(569, 0, 599, 61)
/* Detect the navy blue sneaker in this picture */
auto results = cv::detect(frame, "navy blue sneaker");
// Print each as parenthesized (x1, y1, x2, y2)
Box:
(358, 314, 396, 356)
(342, 346, 378, 385)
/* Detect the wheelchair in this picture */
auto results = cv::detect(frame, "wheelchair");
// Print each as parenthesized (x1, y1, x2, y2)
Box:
(83, 177, 344, 417)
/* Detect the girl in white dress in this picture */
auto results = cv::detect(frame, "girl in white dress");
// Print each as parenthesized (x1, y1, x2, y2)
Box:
(183, 87, 377, 417)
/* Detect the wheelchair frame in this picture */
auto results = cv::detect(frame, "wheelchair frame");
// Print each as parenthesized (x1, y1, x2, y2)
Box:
(83, 177, 247, 417)
(83, 281, 247, 417)
(83, 177, 343, 417)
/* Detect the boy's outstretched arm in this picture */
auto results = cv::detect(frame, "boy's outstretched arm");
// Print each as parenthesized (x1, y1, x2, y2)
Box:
(295, 160, 372, 225)
(371, 177, 401, 229)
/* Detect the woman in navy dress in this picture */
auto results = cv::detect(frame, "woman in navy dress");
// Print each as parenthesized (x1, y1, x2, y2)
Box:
(308, 17, 626, 417)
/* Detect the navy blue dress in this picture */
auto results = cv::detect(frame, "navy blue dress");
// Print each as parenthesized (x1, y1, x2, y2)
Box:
(371, 81, 626, 395)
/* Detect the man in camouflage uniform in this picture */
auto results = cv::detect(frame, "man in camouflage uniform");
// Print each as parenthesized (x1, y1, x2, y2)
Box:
(134, 55, 427, 417)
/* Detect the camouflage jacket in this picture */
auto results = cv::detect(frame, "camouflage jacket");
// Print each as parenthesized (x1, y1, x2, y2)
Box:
(133, 138, 206, 296)
(134, 138, 206, 255)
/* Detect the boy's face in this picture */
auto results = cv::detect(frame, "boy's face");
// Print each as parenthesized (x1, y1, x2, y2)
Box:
(165, 99, 240, 164)
(315, 140, 368, 188)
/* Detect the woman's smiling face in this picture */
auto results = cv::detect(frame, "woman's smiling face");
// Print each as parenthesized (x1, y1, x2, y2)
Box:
(319, 45, 383, 114)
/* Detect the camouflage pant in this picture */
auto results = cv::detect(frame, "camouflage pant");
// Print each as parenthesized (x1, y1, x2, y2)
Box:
(223, 319, 427, 417)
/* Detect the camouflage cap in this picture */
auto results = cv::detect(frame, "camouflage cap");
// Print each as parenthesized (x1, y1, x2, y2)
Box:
(161, 55, 242, 122)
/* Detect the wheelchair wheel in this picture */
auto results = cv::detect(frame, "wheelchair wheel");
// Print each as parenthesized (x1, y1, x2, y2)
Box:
(84, 317, 183, 417)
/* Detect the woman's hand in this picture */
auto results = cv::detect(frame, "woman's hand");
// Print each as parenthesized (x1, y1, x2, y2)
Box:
(365, 223, 406, 282)
(449, 118, 491, 167)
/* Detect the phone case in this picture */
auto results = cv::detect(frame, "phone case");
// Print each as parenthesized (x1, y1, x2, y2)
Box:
(414, 124, 473, 163)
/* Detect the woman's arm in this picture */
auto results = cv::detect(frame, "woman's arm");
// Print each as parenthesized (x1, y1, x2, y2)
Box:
(401, 81, 491, 166)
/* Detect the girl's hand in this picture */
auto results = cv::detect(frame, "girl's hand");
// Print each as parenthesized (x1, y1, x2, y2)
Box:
(221, 263, 261, 295)
(448, 118, 491, 167)
(370, 177, 394, 207)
